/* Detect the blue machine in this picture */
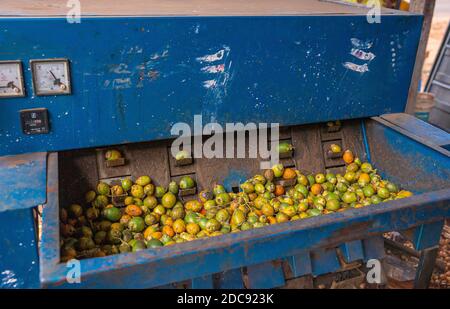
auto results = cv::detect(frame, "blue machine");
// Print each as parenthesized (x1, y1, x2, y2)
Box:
(0, 0, 449, 289)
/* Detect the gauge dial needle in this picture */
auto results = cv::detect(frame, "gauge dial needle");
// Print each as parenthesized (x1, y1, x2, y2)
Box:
(49, 70, 57, 80)
(48, 70, 61, 85)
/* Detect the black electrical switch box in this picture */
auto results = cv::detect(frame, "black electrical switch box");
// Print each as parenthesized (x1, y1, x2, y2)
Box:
(20, 108, 50, 135)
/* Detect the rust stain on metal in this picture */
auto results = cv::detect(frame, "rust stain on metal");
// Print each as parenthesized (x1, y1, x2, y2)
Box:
(271, 259, 283, 268)
(148, 70, 159, 80)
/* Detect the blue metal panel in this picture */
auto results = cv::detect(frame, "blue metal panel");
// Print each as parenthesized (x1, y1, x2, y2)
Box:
(413, 221, 445, 251)
(40, 189, 450, 288)
(217, 268, 244, 289)
(0, 152, 47, 211)
(246, 261, 285, 289)
(222, 170, 251, 193)
(0, 208, 39, 288)
(360, 120, 372, 163)
(380, 113, 450, 148)
(362, 236, 385, 262)
(287, 252, 312, 278)
(310, 248, 340, 276)
(368, 118, 450, 194)
(0, 15, 422, 156)
(339, 240, 365, 263)
(39, 152, 60, 281)
(191, 275, 214, 289)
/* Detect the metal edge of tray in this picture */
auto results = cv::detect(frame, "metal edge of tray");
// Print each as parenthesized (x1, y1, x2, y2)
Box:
(39, 150, 450, 288)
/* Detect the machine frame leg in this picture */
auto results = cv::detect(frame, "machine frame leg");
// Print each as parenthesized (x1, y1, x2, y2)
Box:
(414, 246, 439, 289)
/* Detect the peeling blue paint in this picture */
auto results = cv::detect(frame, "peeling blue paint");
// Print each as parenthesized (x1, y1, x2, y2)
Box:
(0, 152, 47, 211)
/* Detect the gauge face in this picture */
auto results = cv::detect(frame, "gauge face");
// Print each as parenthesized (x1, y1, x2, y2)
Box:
(0, 61, 25, 98)
(31, 59, 71, 96)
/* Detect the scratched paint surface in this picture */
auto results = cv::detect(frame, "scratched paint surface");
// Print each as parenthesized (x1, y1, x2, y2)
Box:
(0, 15, 421, 156)
(0, 207, 39, 288)
(0, 152, 47, 211)
(366, 119, 450, 194)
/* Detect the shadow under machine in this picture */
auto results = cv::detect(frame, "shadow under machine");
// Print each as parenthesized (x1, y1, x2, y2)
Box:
(0, 0, 449, 288)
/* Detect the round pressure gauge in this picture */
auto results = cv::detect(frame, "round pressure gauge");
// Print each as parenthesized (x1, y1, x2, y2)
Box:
(31, 59, 71, 96)
(0, 60, 25, 98)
